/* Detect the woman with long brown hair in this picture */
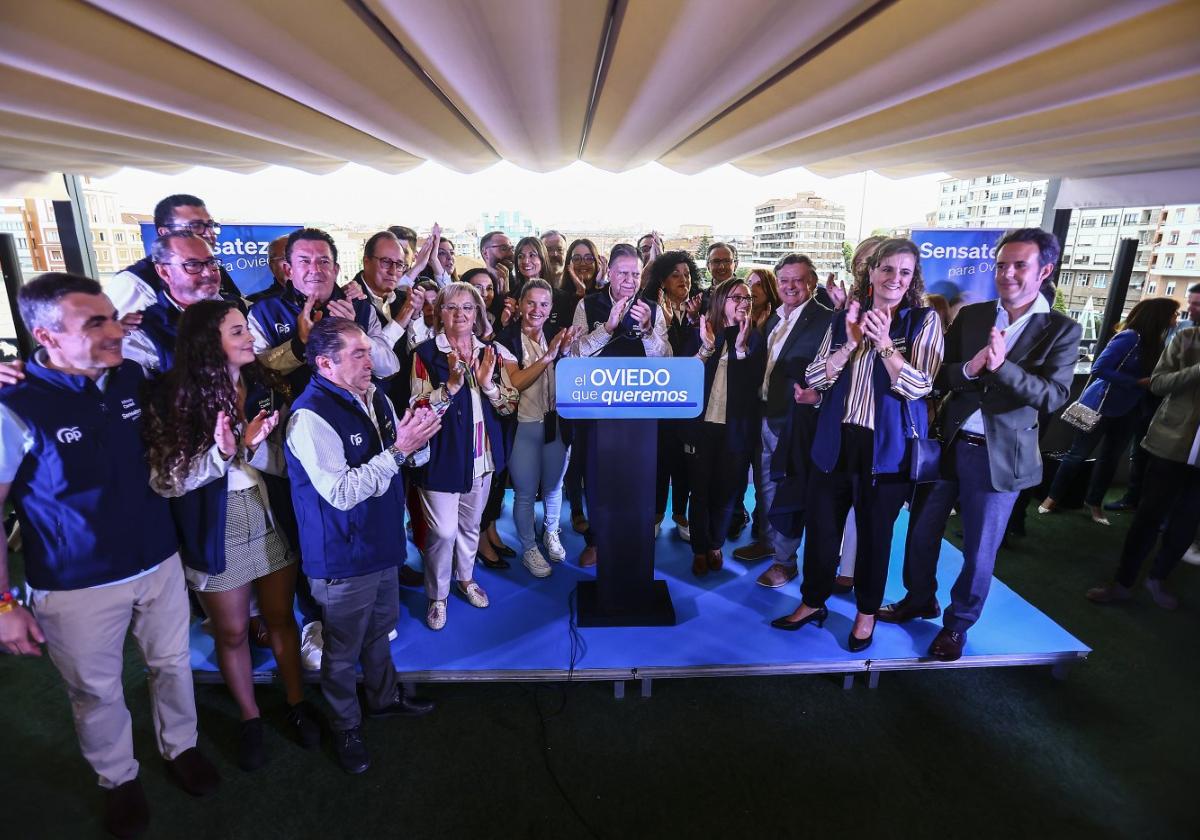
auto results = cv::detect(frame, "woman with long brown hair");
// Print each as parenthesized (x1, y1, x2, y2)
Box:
(144, 299, 318, 771)
(1040, 296, 1181, 524)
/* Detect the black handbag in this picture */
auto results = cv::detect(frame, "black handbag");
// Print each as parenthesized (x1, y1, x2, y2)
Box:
(905, 401, 941, 484)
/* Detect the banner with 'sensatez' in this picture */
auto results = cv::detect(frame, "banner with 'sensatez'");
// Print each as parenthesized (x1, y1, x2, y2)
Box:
(555, 357, 704, 419)
(140, 223, 299, 296)
(911, 228, 1006, 306)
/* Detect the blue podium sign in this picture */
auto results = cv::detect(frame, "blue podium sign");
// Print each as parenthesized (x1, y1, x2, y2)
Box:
(911, 228, 1006, 306)
(555, 357, 704, 419)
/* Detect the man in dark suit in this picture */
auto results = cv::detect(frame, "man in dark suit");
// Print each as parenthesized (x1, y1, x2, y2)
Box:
(881, 228, 1081, 660)
(731, 254, 834, 587)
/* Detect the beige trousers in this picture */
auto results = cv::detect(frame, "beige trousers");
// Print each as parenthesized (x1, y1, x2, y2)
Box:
(30, 557, 198, 788)
(419, 474, 490, 600)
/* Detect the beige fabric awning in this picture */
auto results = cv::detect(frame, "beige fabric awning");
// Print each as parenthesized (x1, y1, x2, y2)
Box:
(1, 0, 1197, 182)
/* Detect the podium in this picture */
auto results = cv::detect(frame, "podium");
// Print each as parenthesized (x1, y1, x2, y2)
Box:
(556, 357, 703, 628)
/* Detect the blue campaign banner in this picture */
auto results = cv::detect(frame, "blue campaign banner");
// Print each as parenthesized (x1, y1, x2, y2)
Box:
(140, 222, 300, 295)
(555, 357, 704, 419)
(911, 228, 1006, 306)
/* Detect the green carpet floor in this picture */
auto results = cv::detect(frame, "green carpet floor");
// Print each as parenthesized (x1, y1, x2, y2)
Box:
(3, 492, 1197, 839)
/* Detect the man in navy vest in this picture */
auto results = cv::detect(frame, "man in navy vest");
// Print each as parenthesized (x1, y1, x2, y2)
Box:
(882, 228, 1080, 661)
(248, 227, 400, 395)
(0, 274, 218, 838)
(105, 193, 240, 316)
(285, 317, 441, 775)
(123, 231, 244, 376)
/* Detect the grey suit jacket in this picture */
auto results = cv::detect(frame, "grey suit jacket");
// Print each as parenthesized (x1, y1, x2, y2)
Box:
(937, 300, 1081, 492)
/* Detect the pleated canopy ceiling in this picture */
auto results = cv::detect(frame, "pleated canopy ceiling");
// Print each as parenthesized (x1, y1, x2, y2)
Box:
(1, 0, 1197, 183)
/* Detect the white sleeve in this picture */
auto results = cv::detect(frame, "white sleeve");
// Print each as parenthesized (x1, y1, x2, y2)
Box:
(285, 408, 400, 511)
(104, 270, 156, 317)
(0, 403, 34, 483)
(573, 298, 611, 357)
(363, 307, 401, 378)
(121, 330, 163, 377)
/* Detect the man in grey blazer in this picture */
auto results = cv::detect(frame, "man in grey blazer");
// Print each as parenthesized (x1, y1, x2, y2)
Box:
(880, 228, 1081, 660)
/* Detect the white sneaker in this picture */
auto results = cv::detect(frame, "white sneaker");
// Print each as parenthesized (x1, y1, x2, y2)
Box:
(458, 581, 490, 608)
(300, 621, 323, 671)
(387, 628, 398, 642)
(426, 599, 447, 630)
(523, 547, 552, 578)
(544, 529, 566, 562)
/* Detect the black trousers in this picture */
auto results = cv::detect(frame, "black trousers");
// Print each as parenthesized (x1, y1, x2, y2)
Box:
(685, 422, 749, 554)
(481, 467, 508, 530)
(1114, 454, 1200, 587)
(801, 425, 912, 615)
(655, 420, 690, 520)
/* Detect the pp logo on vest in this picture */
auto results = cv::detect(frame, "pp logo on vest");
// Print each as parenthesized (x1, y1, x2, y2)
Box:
(276, 323, 292, 335)
(349, 433, 363, 446)
(56, 427, 83, 444)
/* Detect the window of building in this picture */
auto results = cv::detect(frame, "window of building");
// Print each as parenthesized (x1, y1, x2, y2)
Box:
(1075, 255, 1090, 264)
(999, 206, 1012, 215)
(1146, 282, 1157, 294)
(1185, 255, 1196, 269)
(1001, 191, 1014, 200)
(1079, 275, 1090, 286)
(1175, 208, 1186, 222)
(1032, 187, 1043, 196)
(1188, 230, 1200, 245)
(1081, 218, 1096, 227)
(1094, 275, 1107, 288)
(1101, 214, 1118, 226)
(45, 229, 60, 243)
(1123, 212, 1138, 224)
(1017, 189, 1028, 198)
(49, 248, 62, 261)
(1169, 231, 1180, 245)
(1164, 254, 1175, 268)
(1061, 272, 1072, 282)
(1166, 282, 1177, 296)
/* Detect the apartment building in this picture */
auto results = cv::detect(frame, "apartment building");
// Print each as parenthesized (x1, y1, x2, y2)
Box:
(751, 192, 846, 275)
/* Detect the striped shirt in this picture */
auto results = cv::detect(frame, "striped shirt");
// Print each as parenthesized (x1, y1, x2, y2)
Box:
(805, 309, 943, 430)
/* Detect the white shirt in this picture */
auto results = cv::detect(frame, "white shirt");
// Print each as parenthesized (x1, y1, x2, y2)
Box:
(961, 294, 1051, 435)
(571, 294, 672, 358)
(517, 331, 553, 423)
(760, 300, 810, 401)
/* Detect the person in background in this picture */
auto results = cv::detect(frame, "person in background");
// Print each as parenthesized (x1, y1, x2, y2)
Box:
(495, 279, 579, 577)
(106, 192, 240, 315)
(464, 266, 511, 342)
(706, 241, 738, 288)
(143, 300, 319, 772)
(424, 237, 459, 287)
(637, 231, 664, 267)
(685, 279, 766, 575)
(285, 318, 440, 775)
(1039, 298, 1180, 524)
(1086, 321, 1200, 610)
(246, 234, 291, 303)
(747, 267, 781, 333)
(480, 230, 515, 296)
(540, 229, 567, 284)
(387, 223, 441, 291)
(410, 283, 519, 629)
(0, 273, 219, 838)
(882, 229, 1078, 661)
(773, 238, 943, 654)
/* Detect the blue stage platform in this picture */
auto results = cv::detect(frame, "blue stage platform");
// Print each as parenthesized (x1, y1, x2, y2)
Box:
(190, 500, 1089, 690)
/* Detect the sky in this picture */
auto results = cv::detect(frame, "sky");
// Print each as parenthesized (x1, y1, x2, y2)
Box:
(93, 161, 946, 240)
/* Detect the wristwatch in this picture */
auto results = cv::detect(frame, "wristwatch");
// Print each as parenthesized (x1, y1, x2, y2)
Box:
(877, 344, 896, 359)
(389, 445, 409, 468)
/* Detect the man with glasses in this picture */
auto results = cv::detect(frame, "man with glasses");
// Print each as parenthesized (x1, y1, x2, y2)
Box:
(123, 232, 244, 376)
(706, 242, 738, 286)
(106, 194, 240, 316)
(637, 232, 664, 267)
(480, 230, 514, 295)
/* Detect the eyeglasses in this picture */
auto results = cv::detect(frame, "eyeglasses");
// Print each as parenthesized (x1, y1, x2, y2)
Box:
(159, 257, 220, 275)
(441, 303, 477, 314)
(728, 294, 752, 305)
(294, 257, 334, 270)
(372, 257, 410, 273)
(570, 254, 596, 264)
(168, 220, 221, 236)
(708, 258, 735, 267)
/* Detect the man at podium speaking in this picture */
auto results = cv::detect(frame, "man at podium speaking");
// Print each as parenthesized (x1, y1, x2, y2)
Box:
(569, 243, 672, 568)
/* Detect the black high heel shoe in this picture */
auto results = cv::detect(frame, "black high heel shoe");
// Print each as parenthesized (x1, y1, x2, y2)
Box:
(770, 605, 828, 631)
(477, 551, 510, 570)
(848, 619, 875, 653)
(489, 540, 517, 559)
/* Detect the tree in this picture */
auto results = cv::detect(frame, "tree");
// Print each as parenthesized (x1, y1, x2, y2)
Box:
(1053, 285, 1068, 315)
(693, 234, 711, 265)
(842, 241, 854, 272)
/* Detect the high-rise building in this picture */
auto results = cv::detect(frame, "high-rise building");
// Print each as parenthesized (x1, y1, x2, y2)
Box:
(934, 174, 1047, 229)
(1146, 205, 1200, 308)
(752, 192, 846, 275)
(1058, 206, 1159, 320)
(478, 210, 537, 243)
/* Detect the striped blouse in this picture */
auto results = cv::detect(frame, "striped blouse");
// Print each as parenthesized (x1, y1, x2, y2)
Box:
(805, 308, 944, 431)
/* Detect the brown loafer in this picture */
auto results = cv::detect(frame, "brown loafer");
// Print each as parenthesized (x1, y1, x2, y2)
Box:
(877, 597, 941, 624)
(707, 549, 723, 572)
(692, 554, 708, 577)
(733, 541, 774, 562)
(571, 513, 589, 534)
(578, 545, 597, 568)
(398, 564, 424, 588)
(755, 563, 797, 588)
(928, 627, 966, 662)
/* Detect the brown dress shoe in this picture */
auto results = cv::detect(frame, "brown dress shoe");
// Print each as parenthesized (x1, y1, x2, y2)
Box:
(877, 597, 941, 624)
(571, 513, 589, 534)
(578, 546, 597, 568)
(692, 554, 708, 577)
(733, 541, 774, 562)
(707, 549, 723, 571)
(755, 563, 798, 588)
(928, 628, 966, 661)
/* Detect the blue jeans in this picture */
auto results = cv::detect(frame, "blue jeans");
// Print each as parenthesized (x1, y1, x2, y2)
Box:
(1046, 411, 1137, 507)
(509, 420, 570, 552)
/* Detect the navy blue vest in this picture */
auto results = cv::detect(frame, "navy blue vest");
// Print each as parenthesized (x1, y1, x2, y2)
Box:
(285, 374, 406, 579)
(139, 288, 246, 374)
(581, 291, 659, 358)
(249, 285, 374, 393)
(410, 338, 509, 493)
(0, 360, 178, 590)
(168, 380, 299, 575)
(812, 307, 932, 476)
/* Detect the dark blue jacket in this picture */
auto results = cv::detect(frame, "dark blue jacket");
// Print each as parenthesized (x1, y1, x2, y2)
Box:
(284, 374, 406, 580)
(139, 288, 246, 374)
(681, 325, 765, 454)
(410, 337, 510, 493)
(581, 291, 659, 358)
(812, 307, 932, 476)
(1080, 329, 1146, 417)
(0, 359, 177, 590)
(168, 381, 298, 576)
